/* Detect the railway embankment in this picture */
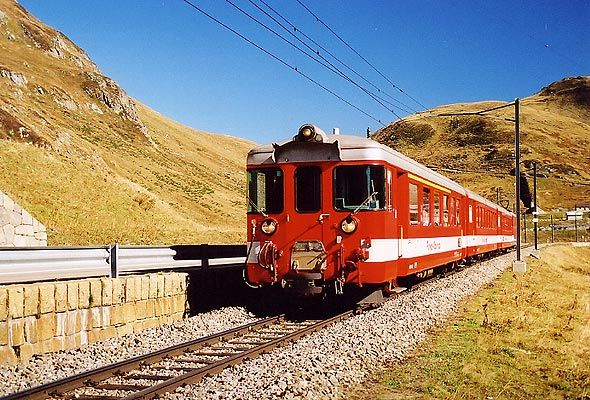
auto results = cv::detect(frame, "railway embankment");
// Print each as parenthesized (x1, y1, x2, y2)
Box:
(350, 243, 590, 399)
(0, 272, 188, 365)
(0, 251, 517, 399)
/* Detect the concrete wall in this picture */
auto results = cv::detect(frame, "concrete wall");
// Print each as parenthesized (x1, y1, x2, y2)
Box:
(0, 272, 187, 365)
(0, 191, 47, 246)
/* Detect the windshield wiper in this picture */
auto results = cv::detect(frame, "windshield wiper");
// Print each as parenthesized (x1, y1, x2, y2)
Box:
(352, 191, 378, 214)
(247, 197, 268, 217)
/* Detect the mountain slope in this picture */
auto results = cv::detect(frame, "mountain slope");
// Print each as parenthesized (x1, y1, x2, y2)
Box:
(374, 76, 590, 211)
(0, 0, 253, 245)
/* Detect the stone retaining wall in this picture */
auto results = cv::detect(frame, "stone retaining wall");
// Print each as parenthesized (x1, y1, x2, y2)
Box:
(0, 191, 47, 246)
(0, 272, 187, 364)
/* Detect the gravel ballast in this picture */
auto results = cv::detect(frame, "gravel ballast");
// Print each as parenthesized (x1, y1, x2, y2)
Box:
(0, 251, 524, 398)
(0, 307, 259, 396)
(167, 251, 523, 400)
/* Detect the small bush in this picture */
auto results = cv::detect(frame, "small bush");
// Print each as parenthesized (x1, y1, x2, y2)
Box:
(133, 192, 155, 211)
(375, 121, 435, 147)
(483, 147, 513, 169)
(446, 116, 507, 147)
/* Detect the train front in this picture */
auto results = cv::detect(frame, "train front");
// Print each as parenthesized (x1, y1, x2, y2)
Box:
(245, 124, 393, 297)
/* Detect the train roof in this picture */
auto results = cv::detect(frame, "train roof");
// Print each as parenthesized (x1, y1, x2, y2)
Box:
(248, 131, 513, 216)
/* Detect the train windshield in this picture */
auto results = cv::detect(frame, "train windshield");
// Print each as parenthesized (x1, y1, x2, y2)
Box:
(333, 165, 385, 211)
(247, 168, 284, 214)
(295, 166, 321, 212)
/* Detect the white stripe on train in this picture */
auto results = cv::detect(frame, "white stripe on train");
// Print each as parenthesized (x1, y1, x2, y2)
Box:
(247, 235, 515, 264)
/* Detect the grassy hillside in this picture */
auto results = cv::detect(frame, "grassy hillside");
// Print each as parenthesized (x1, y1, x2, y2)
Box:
(374, 76, 590, 211)
(350, 244, 590, 399)
(0, 0, 253, 245)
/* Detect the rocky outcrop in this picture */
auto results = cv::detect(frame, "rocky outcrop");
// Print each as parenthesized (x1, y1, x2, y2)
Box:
(0, 1, 155, 149)
(0, 68, 27, 87)
(538, 76, 590, 108)
(81, 73, 152, 142)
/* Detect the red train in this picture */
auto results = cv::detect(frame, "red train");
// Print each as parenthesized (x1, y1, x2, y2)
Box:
(245, 124, 515, 299)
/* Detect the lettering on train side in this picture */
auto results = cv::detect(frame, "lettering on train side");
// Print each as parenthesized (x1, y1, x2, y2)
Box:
(426, 240, 441, 251)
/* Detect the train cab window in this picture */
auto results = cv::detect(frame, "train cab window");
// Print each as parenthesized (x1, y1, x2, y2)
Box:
(247, 168, 284, 214)
(409, 183, 419, 224)
(295, 166, 321, 212)
(333, 165, 385, 211)
(443, 195, 449, 226)
(433, 192, 440, 225)
(422, 187, 431, 226)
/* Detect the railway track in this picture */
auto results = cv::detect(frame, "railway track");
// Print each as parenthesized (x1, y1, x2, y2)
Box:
(2, 311, 355, 400)
(2, 250, 513, 400)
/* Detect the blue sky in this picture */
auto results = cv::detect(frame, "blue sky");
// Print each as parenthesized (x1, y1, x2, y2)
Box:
(19, 0, 590, 143)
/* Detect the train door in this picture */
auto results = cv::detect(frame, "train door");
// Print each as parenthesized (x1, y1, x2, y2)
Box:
(290, 164, 326, 274)
(383, 167, 398, 281)
(385, 167, 397, 241)
(467, 199, 475, 257)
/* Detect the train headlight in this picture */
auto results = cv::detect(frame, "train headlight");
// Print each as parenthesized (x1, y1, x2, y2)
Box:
(298, 124, 315, 141)
(260, 218, 278, 235)
(340, 216, 359, 234)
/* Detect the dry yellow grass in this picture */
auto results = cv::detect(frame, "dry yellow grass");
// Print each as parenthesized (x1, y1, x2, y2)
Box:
(349, 244, 590, 399)
(1, 0, 587, 246)
(375, 80, 590, 211)
(0, 0, 254, 245)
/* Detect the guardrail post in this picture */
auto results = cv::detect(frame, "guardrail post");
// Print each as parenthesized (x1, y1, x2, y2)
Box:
(201, 244, 209, 270)
(109, 243, 119, 278)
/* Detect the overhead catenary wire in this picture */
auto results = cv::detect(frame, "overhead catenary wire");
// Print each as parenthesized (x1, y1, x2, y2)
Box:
(222, 0, 403, 118)
(179, 0, 385, 125)
(433, 102, 516, 119)
(246, 0, 413, 115)
(428, 165, 590, 186)
(253, 0, 417, 114)
(426, 165, 511, 177)
(295, 0, 427, 110)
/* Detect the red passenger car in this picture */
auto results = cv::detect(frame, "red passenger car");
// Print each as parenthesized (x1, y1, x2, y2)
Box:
(245, 124, 515, 297)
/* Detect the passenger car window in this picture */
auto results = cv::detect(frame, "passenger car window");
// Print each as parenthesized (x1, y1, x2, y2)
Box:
(295, 166, 321, 212)
(409, 183, 419, 224)
(433, 192, 440, 225)
(333, 165, 385, 211)
(247, 168, 283, 214)
(422, 187, 430, 226)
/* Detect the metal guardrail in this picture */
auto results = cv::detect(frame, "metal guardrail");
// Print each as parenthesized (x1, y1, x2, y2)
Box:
(0, 244, 246, 285)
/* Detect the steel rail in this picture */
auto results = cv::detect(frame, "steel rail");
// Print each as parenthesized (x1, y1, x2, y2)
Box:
(124, 310, 354, 400)
(1, 311, 354, 400)
(0, 316, 282, 400)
